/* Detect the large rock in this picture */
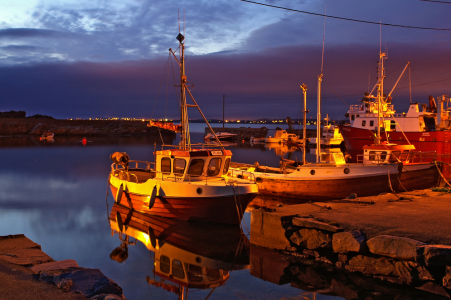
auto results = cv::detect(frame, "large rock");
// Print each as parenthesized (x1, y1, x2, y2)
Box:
(290, 228, 331, 250)
(394, 261, 420, 285)
(367, 235, 425, 261)
(292, 217, 343, 233)
(250, 209, 294, 250)
(346, 255, 395, 276)
(332, 230, 366, 253)
(423, 245, 451, 266)
(39, 267, 124, 298)
(30, 259, 79, 273)
(0, 235, 53, 266)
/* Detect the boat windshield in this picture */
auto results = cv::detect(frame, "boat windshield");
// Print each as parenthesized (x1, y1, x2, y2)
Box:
(173, 158, 186, 175)
(207, 158, 222, 176)
(223, 158, 231, 174)
(188, 159, 204, 175)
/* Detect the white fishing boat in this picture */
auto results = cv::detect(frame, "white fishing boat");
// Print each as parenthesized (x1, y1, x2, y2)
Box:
(204, 131, 237, 142)
(264, 129, 300, 143)
(108, 31, 258, 225)
(309, 115, 343, 147)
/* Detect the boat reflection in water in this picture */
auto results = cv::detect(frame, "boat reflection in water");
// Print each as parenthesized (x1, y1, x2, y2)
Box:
(108, 204, 250, 299)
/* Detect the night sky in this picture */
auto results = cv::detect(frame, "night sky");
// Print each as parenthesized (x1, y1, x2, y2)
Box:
(1, 0, 450, 120)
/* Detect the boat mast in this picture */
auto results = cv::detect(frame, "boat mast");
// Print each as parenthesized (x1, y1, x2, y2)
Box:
(300, 84, 308, 164)
(178, 33, 190, 150)
(376, 51, 386, 145)
(316, 74, 322, 163)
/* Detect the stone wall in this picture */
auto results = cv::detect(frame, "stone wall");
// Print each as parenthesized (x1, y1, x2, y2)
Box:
(251, 209, 451, 298)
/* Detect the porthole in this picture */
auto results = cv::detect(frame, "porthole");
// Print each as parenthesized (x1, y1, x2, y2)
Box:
(310, 170, 315, 175)
(196, 256, 202, 263)
(256, 177, 263, 183)
(344, 168, 350, 174)
(196, 187, 203, 195)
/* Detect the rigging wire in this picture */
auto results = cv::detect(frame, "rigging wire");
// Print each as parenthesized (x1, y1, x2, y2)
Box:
(238, 0, 451, 31)
(420, 0, 451, 3)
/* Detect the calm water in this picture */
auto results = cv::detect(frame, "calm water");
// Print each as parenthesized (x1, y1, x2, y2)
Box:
(0, 129, 335, 300)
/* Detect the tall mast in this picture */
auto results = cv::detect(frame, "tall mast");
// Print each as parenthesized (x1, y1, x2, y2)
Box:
(316, 74, 322, 163)
(177, 33, 190, 150)
(376, 51, 386, 145)
(300, 84, 307, 164)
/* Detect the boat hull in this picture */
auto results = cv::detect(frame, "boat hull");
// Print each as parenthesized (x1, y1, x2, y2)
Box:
(109, 183, 256, 225)
(398, 163, 442, 192)
(256, 172, 400, 200)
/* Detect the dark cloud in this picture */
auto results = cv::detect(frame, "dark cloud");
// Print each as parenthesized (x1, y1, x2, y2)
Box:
(0, 41, 449, 120)
(0, 28, 76, 39)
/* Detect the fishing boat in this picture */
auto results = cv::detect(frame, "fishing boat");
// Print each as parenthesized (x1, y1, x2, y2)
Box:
(338, 55, 451, 157)
(108, 204, 249, 299)
(107, 31, 258, 225)
(264, 129, 300, 143)
(203, 131, 237, 142)
(309, 115, 343, 148)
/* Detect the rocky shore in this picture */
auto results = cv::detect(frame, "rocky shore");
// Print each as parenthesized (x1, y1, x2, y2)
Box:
(0, 234, 125, 300)
(0, 118, 163, 136)
(251, 189, 451, 299)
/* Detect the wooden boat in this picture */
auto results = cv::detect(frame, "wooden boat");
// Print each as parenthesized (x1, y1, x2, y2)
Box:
(39, 132, 54, 141)
(108, 31, 258, 225)
(108, 204, 249, 298)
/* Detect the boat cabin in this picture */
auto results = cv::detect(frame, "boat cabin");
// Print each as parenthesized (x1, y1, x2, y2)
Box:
(154, 149, 233, 180)
(362, 144, 416, 164)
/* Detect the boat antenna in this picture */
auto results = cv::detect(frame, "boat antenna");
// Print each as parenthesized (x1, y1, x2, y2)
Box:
(316, 6, 326, 163)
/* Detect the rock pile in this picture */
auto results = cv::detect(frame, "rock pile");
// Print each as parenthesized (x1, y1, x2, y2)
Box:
(251, 211, 451, 298)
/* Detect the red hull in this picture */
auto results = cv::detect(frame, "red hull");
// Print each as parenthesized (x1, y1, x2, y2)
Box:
(110, 186, 256, 225)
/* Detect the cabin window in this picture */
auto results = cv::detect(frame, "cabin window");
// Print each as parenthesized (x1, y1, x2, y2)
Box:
(206, 268, 220, 281)
(223, 158, 231, 173)
(399, 153, 409, 161)
(160, 255, 170, 274)
(161, 157, 171, 173)
(391, 120, 396, 130)
(368, 151, 387, 162)
(207, 158, 222, 176)
(370, 120, 374, 127)
(389, 151, 401, 163)
(351, 115, 355, 121)
(172, 259, 185, 279)
(362, 120, 366, 126)
(173, 158, 186, 175)
(188, 159, 205, 176)
(188, 264, 203, 282)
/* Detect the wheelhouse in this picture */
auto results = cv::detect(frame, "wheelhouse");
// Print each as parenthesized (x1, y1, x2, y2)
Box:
(154, 149, 233, 180)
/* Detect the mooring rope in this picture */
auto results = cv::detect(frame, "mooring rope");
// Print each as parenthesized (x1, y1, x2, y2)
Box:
(231, 184, 243, 232)
(435, 161, 451, 187)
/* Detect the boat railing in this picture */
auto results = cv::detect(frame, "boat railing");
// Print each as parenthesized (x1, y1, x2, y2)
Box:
(227, 168, 257, 183)
(356, 151, 437, 164)
(111, 160, 155, 172)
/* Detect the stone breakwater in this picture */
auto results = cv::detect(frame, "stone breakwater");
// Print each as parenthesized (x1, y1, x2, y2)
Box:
(0, 234, 126, 299)
(0, 118, 161, 136)
(251, 209, 451, 298)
